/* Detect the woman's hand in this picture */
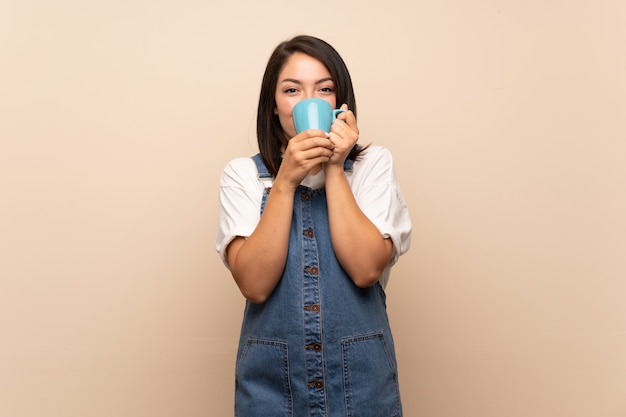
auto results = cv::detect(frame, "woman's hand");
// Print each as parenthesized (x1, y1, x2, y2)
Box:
(275, 129, 334, 189)
(326, 104, 359, 168)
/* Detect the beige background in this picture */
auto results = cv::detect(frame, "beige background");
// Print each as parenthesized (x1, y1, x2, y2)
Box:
(2, 0, 625, 416)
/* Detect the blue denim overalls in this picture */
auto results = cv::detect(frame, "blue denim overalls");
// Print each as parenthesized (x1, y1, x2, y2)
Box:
(234, 154, 402, 417)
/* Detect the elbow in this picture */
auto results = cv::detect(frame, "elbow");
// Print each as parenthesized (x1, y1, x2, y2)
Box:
(232, 268, 281, 304)
(240, 288, 271, 304)
(351, 269, 384, 289)
(345, 238, 393, 288)
(247, 294, 270, 304)
(231, 269, 275, 304)
(349, 255, 390, 288)
(239, 284, 273, 304)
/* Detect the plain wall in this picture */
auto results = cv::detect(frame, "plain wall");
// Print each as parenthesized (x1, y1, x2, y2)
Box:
(1, 0, 625, 416)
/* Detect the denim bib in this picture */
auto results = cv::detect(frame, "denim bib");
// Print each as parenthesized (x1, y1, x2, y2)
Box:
(234, 154, 402, 417)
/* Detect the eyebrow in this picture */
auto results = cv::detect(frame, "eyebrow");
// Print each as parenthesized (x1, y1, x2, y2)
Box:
(279, 77, 334, 85)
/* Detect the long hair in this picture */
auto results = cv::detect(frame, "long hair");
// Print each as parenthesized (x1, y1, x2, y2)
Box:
(256, 35, 365, 177)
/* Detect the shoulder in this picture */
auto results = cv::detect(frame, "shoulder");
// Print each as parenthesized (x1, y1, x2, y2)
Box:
(352, 145, 396, 178)
(219, 157, 258, 187)
(358, 145, 393, 165)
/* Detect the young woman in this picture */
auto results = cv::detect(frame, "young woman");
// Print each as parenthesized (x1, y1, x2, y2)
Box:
(216, 35, 411, 417)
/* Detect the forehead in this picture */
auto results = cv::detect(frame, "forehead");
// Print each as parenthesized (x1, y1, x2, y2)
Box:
(278, 52, 331, 80)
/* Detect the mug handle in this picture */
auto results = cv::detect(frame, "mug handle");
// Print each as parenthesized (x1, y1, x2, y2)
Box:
(333, 109, 346, 120)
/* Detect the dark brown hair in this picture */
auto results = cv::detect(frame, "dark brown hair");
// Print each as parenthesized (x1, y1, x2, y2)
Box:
(256, 35, 365, 177)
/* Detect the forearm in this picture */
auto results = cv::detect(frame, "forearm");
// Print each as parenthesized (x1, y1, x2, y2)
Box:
(228, 182, 295, 303)
(324, 166, 393, 287)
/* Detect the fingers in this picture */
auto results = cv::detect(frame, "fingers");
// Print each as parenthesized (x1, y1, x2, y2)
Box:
(325, 105, 358, 166)
(290, 145, 333, 162)
(331, 109, 358, 143)
(281, 130, 334, 175)
(333, 104, 358, 135)
(289, 131, 333, 153)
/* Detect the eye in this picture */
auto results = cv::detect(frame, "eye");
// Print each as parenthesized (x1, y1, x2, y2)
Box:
(319, 86, 335, 94)
(284, 87, 298, 94)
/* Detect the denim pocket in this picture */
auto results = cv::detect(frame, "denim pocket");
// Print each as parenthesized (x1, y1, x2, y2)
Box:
(235, 338, 292, 417)
(342, 333, 402, 417)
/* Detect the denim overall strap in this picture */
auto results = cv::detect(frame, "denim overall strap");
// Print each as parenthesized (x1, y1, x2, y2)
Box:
(252, 153, 272, 211)
(252, 153, 271, 178)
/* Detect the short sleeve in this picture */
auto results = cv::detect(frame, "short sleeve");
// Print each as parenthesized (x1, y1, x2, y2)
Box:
(214, 157, 266, 268)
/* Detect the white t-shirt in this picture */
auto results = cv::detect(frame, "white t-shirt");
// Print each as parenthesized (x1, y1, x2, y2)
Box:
(215, 145, 412, 288)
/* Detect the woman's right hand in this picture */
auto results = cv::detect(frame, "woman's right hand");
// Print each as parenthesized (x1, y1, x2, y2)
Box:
(275, 129, 334, 189)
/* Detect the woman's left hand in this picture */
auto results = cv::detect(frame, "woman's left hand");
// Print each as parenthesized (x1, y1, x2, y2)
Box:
(326, 103, 359, 168)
